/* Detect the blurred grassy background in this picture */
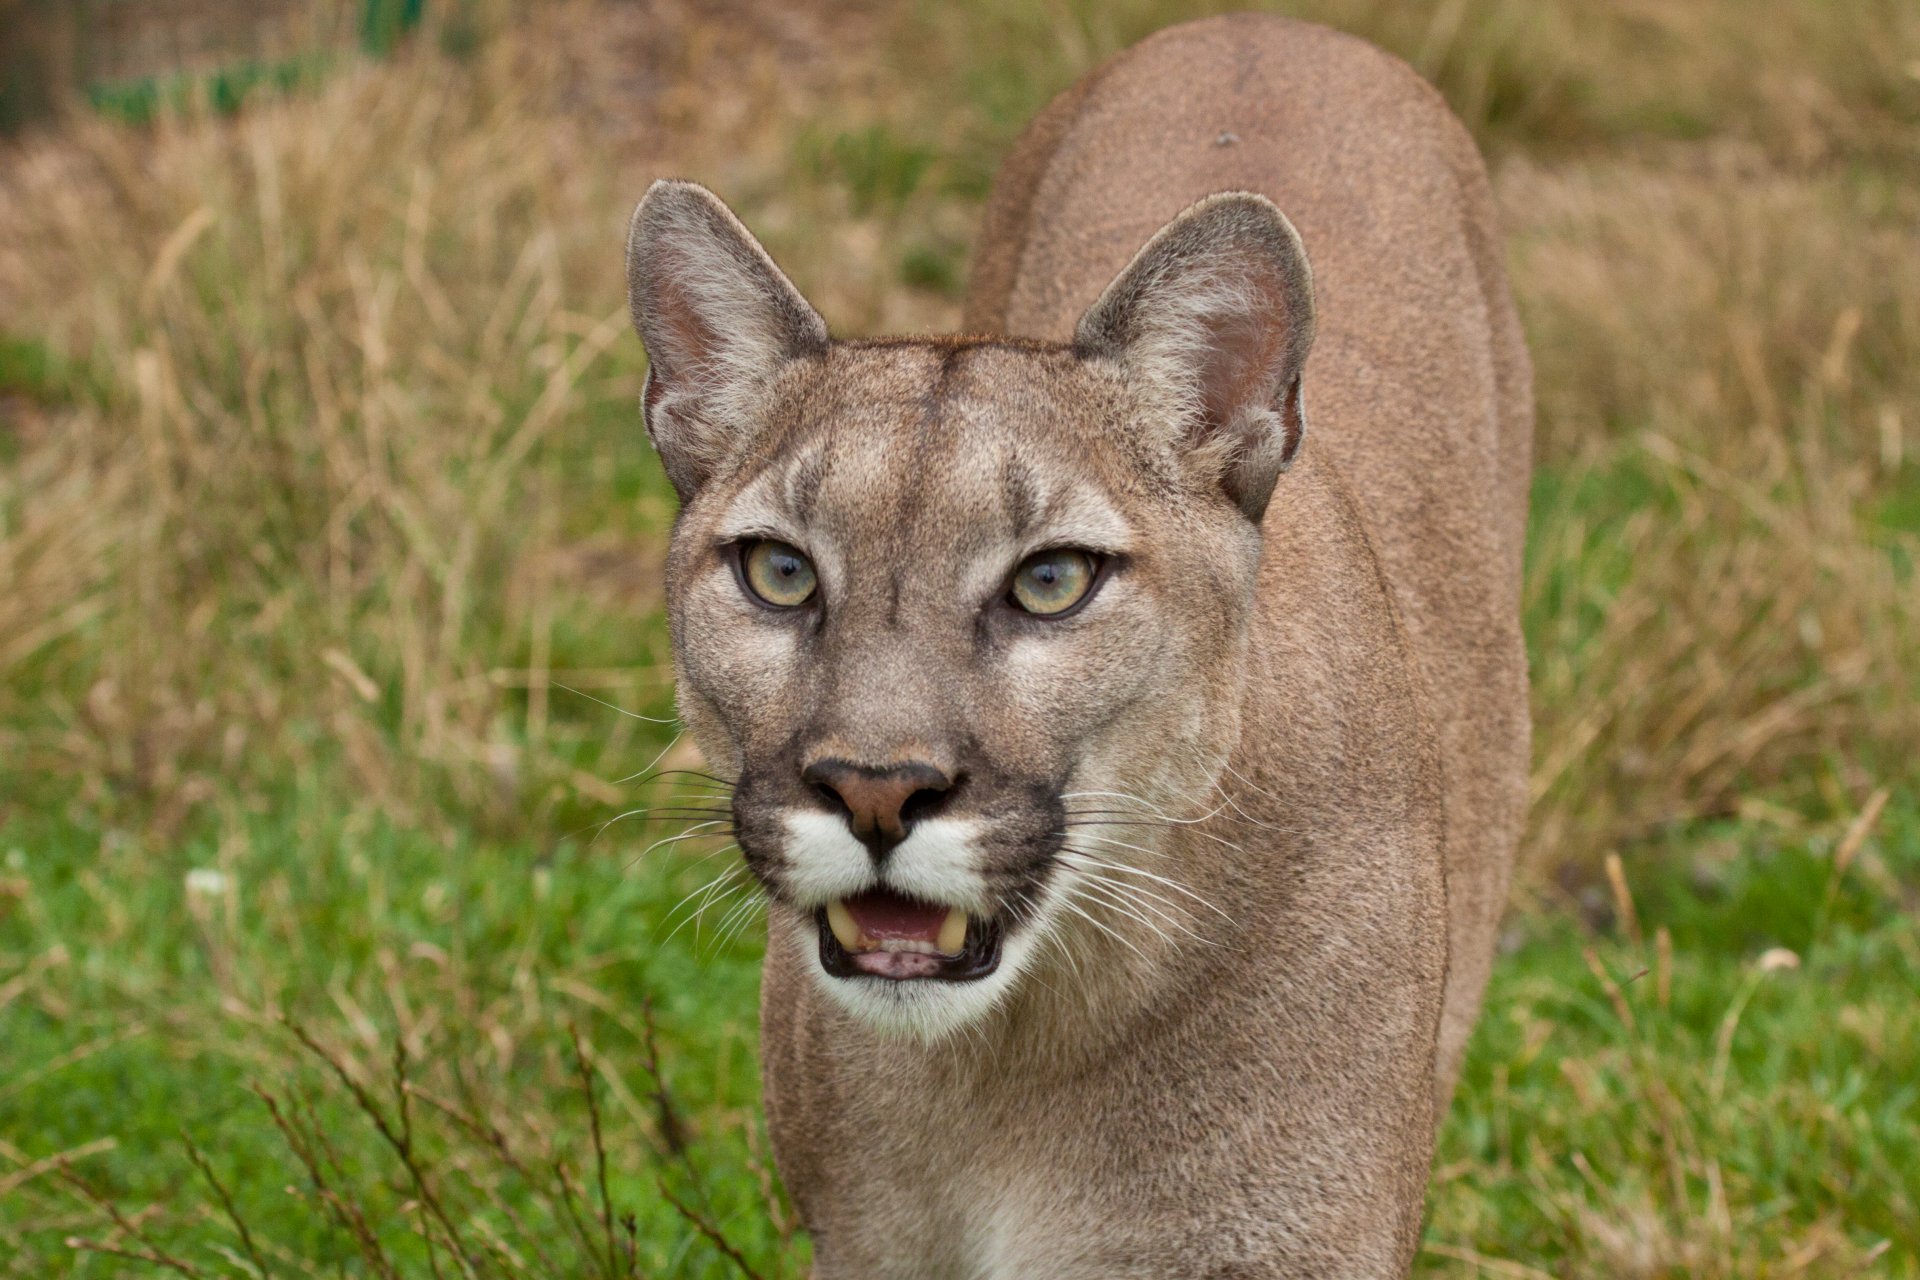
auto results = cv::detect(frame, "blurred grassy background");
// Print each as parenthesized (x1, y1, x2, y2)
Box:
(0, 0, 1915, 1275)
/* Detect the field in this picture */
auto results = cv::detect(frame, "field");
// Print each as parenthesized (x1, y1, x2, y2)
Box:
(1, 0, 1916, 1274)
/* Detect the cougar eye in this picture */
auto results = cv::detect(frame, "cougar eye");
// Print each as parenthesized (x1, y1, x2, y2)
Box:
(1009, 549, 1097, 617)
(741, 540, 818, 608)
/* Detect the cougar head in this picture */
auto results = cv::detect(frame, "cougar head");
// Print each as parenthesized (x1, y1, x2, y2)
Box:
(626, 180, 1314, 1038)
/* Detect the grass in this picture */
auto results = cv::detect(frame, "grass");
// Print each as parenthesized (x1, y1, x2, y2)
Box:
(0, 0, 1916, 1274)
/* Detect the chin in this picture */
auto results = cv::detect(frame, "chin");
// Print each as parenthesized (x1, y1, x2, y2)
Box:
(798, 916, 1043, 1043)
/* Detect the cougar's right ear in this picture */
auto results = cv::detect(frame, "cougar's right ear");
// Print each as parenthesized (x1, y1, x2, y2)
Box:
(626, 180, 828, 500)
(1075, 192, 1315, 524)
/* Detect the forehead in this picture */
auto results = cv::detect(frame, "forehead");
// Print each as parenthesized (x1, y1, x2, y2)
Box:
(725, 341, 1141, 550)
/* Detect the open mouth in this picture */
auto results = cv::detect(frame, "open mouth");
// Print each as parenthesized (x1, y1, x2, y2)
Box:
(816, 888, 1003, 982)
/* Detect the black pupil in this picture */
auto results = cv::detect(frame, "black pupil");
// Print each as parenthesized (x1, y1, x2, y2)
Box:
(1035, 562, 1059, 586)
(774, 553, 799, 579)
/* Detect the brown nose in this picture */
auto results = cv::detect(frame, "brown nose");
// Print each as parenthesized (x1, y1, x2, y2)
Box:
(802, 758, 954, 860)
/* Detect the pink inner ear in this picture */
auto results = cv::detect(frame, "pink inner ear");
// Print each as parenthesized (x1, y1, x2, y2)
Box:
(1198, 301, 1290, 432)
(1187, 265, 1306, 514)
(647, 269, 723, 393)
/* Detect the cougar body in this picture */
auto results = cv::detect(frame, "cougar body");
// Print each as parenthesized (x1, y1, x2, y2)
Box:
(969, 11, 1533, 1111)
(625, 15, 1529, 1277)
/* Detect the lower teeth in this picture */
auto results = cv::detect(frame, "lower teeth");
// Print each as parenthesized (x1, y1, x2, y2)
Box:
(823, 901, 971, 958)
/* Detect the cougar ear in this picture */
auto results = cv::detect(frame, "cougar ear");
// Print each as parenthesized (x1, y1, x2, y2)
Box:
(626, 180, 829, 500)
(1074, 193, 1316, 524)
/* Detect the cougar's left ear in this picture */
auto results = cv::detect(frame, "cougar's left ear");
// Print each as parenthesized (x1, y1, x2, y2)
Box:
(1074, 192, 1315, 524)
(626, 180, 829, 500)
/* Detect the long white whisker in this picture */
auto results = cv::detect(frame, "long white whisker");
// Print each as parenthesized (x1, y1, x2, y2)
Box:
(1058, 843, 1235, 921)
(556, 683, 681, 725)
(1203, 766, 1293, 833)
(629, 833, 742, 876)
(1057, 867, 1215, 939)
(1021, 887, 1086, 987)
(691, 883, 749, 947)
(1056, 895, 1151, 964)
(1066, 865, 1218, 945)
(1060, 789, 1233, 825)
(635, 820, 730, 857)
(591, 797, 731, 841)
(1069, 877, 1190, 946)
(660, 860, 746, 946)
(1067, 814, 1252, 855)
(708, 889, 767, 955)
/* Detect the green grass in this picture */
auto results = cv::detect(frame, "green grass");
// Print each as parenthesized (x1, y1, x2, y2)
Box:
(3, 775, 1915, 1275)
(1429, 800, 1920, 1272)
(0, 769, 788, 1276)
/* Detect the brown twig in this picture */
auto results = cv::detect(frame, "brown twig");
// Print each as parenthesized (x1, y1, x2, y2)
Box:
(56, 1160, 208, 1278)
(182, 1129, 273, 1278)
(63, 1236, 208, 1277)
(658, 1177, 770, 1280)
(251, 1083, 402, 1280)
(637, 996, 689, 1159)
(282, 1019, 480, 1278)
(570, 1023, 623, 1279)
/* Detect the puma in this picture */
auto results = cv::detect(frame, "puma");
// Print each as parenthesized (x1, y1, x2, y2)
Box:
(624, 14, 1530, 1276)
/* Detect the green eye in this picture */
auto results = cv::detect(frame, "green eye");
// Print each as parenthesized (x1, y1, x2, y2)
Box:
(1009, 549, 1097, 616)
(741, 540, 818, 608)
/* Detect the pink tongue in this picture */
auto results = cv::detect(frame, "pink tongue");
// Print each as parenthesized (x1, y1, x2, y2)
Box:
(843, 889, 947, 944)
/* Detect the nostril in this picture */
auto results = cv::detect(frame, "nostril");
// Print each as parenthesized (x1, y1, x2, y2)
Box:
(811, 780, 850, 815)
(899, 774, 960, 828)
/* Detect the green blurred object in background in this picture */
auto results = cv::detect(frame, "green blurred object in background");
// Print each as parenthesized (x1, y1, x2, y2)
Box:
(360, 0, 425, 55)
(0, 0, 428, 131)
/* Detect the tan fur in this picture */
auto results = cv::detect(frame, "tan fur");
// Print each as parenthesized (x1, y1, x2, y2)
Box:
(624, 15, 1528, 1277)
(969, 12, 1533, 1109)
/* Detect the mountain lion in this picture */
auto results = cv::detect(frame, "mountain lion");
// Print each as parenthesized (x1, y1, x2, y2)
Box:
(624, 14, 1530, 1276)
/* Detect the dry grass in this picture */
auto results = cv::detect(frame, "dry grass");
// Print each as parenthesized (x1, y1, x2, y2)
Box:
(1512, 158, 1919, 872)
(5, 0, 1912, 873)
(2, 6, 671, 836)
(905, 0, 1920, 170)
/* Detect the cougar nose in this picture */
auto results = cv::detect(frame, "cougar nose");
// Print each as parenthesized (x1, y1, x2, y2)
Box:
(802, 758, 954, 860)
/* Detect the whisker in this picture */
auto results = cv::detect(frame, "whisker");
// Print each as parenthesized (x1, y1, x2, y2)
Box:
(1068, 877, 1190, 946)
(661, 860, 750, 947)
(1059, 841, 1237, 919)
(600, 808, 737, 824)
(707, 888, 767, 956)
(1061, 862, 1204, 938)
(1058, 852, 1230, 927)
(556, 683, 681, 725)
(1059, 790, 1234, 824)
(1014, 886, 1086, 988)
(606, 729, 690, 786)
(636, 768, 738, 790)
(590, 805, 734, 845)
(626, 831, 741, 875)
(691, 883, 750, 948)
(1055, 894, 1151, 964)
(1201, 766, 1295, 834)
(635, 821, 733, 858)
(1062, 811, 1276, 852)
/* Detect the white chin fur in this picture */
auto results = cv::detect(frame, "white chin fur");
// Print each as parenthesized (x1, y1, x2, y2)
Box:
(807, 923, 1040, 1042)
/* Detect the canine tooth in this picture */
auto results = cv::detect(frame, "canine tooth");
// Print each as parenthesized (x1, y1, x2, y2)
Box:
(937, 907, 968, 955)
(826, 900, 863, 950)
